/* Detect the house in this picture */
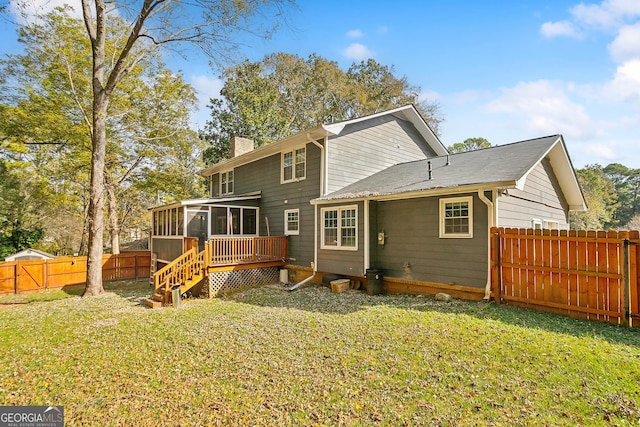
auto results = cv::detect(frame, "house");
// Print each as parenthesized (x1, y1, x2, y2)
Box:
(149, 104, 586, 303)
(4, 248, 56, 262)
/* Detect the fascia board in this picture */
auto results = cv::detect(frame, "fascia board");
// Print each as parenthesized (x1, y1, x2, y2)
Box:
(311, 182, 514, 205)
(199, 126, 332, 176)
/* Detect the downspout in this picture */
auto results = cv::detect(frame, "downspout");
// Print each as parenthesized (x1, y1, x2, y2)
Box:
(364, 199, 370, 272)
(308, 135, 326, 196)
(288, 207, 317, 291)
(289, 136, 324, 291)
(477, 190, 495, 300)
(309, 136, 325, 279)
(287, 262, 317, 291)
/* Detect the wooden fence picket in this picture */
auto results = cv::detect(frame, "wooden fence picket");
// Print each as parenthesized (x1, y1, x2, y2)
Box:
(0, 251, 151, 295)
(491, 227, 640, 327)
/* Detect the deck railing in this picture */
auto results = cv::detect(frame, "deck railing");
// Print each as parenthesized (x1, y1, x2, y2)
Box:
(154, 247, 207, 300)
(208, 236, 288, 266)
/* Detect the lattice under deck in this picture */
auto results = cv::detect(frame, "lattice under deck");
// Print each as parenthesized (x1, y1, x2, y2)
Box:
(208, 267, 280, 297)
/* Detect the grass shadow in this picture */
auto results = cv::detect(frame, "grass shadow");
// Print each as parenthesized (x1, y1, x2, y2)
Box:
(230, 284, 640, 349)
(0, 280, 151, 306)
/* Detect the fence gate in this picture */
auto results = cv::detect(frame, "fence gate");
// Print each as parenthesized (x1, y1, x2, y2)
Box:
(17, 260, 47, 293)
(492, 227, 640, 327)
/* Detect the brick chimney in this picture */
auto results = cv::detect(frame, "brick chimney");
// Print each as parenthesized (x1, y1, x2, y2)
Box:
(230, 136, 254, 158)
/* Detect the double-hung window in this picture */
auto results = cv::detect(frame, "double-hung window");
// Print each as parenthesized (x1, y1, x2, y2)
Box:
(284, 209, 300, 235)
(440, 196, 473, 238)
(321, 206, 357, 250)
(282, 146, 306, 183)
(220, 170, 234, 195)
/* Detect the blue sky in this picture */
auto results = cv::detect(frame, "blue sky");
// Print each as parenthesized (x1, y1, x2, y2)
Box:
(2, 0, 640, 168)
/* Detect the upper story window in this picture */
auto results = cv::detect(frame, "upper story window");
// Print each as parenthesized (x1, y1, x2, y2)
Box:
(220, 170, 234, 195)
(439, 196, 473, 238)
(284, 209, 300, 236)
(321, 205, 357, 250)
(282, 146, 306, 183)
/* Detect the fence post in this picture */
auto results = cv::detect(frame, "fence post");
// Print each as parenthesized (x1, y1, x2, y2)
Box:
(491, 227, 502, 303)
(15, 261, 21, 294)
(623, 239, 631, 327)
(44, 259, 49, 290)
(13, 262, 18, 294)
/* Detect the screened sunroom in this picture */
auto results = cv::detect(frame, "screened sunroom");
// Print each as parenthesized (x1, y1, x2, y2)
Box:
(150, 193, 274, 264)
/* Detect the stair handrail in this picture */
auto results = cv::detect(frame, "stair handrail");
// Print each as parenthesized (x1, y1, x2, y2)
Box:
(154, 247, 207, 301)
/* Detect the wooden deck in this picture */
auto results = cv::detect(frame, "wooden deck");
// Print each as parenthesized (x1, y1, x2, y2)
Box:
(145, 236, 287, 307)
(208, 236, 288, 266)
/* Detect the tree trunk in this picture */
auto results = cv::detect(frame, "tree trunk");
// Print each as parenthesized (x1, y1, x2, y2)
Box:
(83, 92, 108, 297)
(106, 181, 120, 255)
(78, 199, 90, 255)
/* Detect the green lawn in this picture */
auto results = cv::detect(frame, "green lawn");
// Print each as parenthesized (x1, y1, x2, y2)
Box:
(1, 282, 640, 426)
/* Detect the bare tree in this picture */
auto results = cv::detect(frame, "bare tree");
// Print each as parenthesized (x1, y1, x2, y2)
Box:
(75, 0, 294, 296)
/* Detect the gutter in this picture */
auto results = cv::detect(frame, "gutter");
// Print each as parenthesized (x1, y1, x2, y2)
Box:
(477, 190, 495, 300)
(310, 182, 516, 205)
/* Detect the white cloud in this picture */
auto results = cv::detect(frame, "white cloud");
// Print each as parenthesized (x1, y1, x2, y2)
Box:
(189, 74, 224, 128)
(342, 43, 374, 61)
(486, 80, 595, 140)
(346, 29, 363, 39)
(541, 0, 640, 43)
(584, 142, 619, 160)
(540, 21, 581, 38)
(570, 0, 640, 30)
(9, 0, 83, 24)
(608, 23, 640, 62)
(604, 59, 640, 102)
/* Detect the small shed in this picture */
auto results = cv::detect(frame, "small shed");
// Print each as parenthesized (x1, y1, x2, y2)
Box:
(4, 249, 56, 262)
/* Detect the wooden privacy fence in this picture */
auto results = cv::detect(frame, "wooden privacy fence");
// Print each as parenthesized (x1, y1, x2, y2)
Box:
(491, 227, 640, 327)
(0, 251, 151, 295)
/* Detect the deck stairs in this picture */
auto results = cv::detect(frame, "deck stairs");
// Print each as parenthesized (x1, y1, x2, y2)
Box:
(143, 247, 207, 308)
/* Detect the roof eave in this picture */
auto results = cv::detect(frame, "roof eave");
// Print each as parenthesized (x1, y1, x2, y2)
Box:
(199, 126, 332, 176)
(149, 191, 262, 211)
(311, 181, 517, 204)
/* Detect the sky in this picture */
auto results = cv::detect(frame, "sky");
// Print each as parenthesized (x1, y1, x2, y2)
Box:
(1, 0, 640, 169)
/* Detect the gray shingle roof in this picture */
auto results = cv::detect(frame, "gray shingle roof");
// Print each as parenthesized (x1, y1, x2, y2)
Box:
(315, 135, 562, 201)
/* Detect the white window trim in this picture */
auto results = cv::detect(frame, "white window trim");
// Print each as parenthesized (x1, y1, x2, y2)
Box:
(220, 169, 234, 195)
(284, 209, 300, 236)
(439, 196, 473, 239)
(281, 145, 307, 184)
(532, 218, 543, 230)
(321, 205, 358, 251)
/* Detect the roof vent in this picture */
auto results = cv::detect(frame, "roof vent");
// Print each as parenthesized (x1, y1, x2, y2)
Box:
(428, 161, 433, 180)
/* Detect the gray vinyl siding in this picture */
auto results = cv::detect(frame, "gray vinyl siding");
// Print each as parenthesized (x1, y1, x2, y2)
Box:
(211, 173, 220, 197)
(497, 159, 570, 229)
(232, 142, 321, 266)
(326, 115, 437, 193)
(370, 193, 489, 288)
(317, 201, 366, 277)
